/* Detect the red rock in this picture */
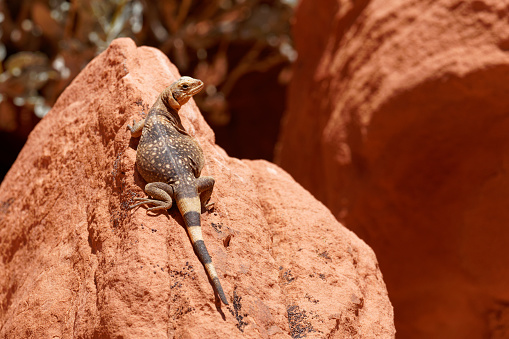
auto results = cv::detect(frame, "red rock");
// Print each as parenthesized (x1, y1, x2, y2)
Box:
(0, 38, 394, 338)
(277, 0, 509, 337)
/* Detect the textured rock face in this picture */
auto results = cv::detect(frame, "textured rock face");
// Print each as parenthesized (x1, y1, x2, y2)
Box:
(277, 0, 509, 338)
(0, 38, 394, 338)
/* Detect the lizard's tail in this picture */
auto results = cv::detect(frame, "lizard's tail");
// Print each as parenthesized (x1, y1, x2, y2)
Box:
(176, 193, 229, 305)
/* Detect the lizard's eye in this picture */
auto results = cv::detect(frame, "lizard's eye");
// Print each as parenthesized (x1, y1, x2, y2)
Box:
(182, 84, 189, 89)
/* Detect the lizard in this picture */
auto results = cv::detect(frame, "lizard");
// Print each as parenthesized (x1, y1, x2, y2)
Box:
(127, 76, 228, 305)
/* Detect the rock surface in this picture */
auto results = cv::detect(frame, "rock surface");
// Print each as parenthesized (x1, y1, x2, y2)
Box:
(0, 38, 394, 338)
(277, 0, 509, 338)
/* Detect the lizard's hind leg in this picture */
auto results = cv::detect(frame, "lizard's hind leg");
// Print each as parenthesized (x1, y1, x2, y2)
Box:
(130, 182, 174, 211)
(197, 176, 215, 210)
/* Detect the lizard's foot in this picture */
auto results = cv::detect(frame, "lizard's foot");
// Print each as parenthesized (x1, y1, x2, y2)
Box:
(128, 118, 145, 137)
(204, 200, 215, 211)
(130, 182, 174, 211)
(197, 176, 215, 211)
(129, 197, 172, 211)
(127, 119, 136, 131)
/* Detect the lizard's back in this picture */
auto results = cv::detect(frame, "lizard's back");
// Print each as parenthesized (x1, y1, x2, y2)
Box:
(136, 108, 204, 185)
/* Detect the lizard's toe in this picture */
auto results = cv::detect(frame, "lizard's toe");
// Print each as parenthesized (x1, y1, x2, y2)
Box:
(129, 198, 151, 209)
(146, 204, 171, 212)
(204, 201, 215, 211)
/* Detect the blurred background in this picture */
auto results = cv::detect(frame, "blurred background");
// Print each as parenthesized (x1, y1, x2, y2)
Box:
(0, 0, 297, 181)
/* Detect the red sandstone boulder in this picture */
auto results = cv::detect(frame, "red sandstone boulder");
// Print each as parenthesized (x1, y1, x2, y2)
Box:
(0, 38, 394, 338)
(277, 0, 509, 337)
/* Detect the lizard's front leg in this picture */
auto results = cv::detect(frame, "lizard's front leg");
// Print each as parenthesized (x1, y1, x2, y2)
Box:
(130, 182, 174, 211)
(128, 119, 145, 138)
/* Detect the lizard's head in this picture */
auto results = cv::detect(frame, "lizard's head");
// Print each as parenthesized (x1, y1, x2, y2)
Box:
(162, 76, 204, 111)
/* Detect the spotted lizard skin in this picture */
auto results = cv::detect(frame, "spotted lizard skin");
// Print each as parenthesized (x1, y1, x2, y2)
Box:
(128, 76, 228, 305)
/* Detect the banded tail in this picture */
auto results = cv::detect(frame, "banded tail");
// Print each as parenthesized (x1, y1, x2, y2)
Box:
(176, 191, 229, 305)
